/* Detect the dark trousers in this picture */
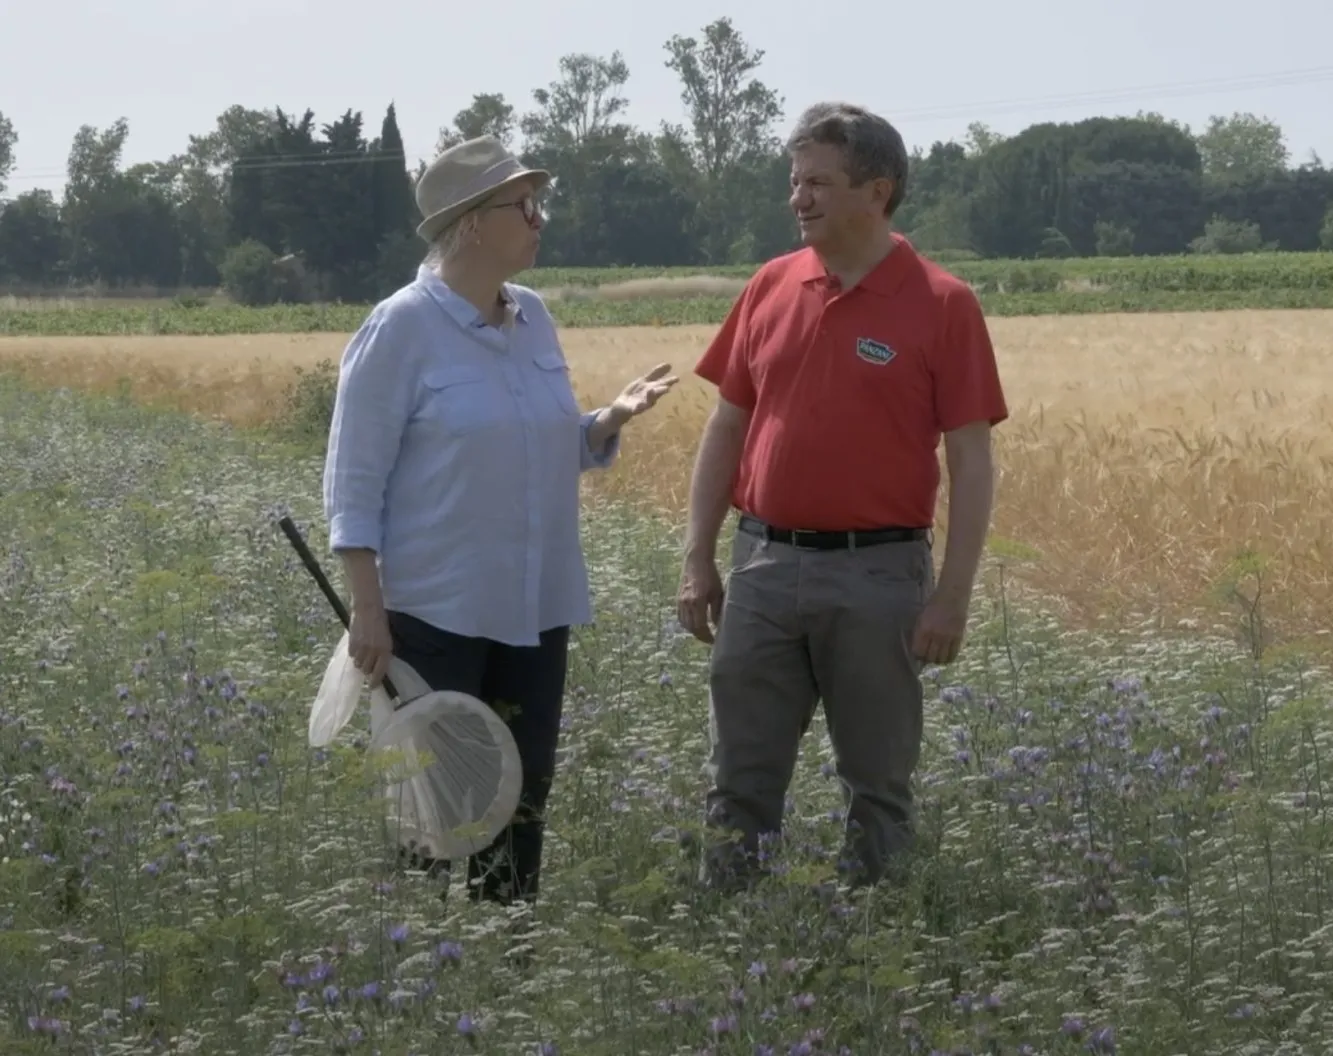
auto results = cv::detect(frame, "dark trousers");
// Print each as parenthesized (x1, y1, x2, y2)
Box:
(386, 610, 570, 904)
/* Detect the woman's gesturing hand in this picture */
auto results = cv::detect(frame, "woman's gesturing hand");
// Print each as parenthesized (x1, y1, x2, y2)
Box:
(610, 362, 678, 421)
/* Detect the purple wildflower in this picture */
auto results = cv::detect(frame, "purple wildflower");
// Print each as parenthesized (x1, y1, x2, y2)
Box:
(710, 1014, 738, 1035)
(436, 940, 463, 963)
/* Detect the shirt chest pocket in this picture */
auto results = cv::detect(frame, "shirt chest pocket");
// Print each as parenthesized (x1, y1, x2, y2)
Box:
(418, 365, 495, 435)
(531, 349, 581, 418)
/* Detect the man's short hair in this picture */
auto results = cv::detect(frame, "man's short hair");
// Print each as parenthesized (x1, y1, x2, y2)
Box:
(786, 102, 910, 218)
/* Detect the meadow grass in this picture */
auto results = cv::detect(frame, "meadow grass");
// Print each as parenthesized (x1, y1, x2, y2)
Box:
(3, 361, 1333, 1055)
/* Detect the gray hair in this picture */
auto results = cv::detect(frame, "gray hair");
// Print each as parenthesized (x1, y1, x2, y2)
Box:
(422, 210, 482, 269)
(786, 102, 910, 218)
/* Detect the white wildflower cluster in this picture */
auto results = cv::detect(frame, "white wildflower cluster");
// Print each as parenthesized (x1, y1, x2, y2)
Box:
(0, 782, 33, 862)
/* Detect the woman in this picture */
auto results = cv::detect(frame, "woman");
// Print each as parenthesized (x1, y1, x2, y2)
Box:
(322, 135, 676, 906)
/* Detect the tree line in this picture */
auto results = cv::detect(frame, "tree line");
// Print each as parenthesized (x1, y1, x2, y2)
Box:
(1, 16, 1331, 303)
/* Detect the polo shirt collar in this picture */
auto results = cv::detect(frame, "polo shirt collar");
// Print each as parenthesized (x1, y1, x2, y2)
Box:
(415, 263, 527, 329)
(796, 232, 914, 298)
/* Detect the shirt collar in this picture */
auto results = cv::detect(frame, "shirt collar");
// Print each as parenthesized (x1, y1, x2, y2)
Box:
(415, 263, 527, 330)
(794, 232, 915, 298)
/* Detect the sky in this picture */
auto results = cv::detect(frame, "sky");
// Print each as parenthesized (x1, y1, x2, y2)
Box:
(3, 0, 1331, 197)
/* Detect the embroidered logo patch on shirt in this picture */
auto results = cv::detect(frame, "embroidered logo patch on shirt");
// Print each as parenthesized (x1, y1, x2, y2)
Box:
(855, 337, 897, 365)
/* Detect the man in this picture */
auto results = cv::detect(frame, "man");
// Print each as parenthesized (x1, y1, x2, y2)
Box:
(676, 101, 1008, 892)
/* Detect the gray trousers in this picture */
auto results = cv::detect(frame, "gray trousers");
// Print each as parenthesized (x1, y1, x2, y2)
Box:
(701, 519, 934, 889)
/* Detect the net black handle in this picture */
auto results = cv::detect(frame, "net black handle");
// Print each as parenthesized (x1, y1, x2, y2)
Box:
(278, 515, 401, 701)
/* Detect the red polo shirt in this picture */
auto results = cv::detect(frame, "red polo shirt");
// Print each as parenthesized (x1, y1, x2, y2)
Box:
(695, 234, 1008, 532)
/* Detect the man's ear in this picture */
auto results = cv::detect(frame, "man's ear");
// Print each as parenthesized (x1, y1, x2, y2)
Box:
(878, 177, 897, 214)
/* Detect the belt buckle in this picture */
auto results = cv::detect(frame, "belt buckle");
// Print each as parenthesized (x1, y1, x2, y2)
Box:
(789, 528, 820, 550)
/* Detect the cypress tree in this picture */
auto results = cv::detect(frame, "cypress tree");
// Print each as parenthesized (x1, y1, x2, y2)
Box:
(374, 103, 414, 241)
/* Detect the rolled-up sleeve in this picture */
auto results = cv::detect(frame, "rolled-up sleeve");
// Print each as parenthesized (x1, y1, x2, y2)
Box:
(322, 307, 417, 553)
(579, 411, 621, 471)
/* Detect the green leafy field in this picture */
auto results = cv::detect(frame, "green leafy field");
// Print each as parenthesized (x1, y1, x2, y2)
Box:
(3, 375, 1332, 1054)
(950, 251, 1333, 293)
(503, 250, 1327, 290)
(514, 250, 1333, 293)
(3, 252, 1332, 336)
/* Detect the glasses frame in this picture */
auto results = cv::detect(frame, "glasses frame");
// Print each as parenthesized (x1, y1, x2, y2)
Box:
(483, 191, 546, 226)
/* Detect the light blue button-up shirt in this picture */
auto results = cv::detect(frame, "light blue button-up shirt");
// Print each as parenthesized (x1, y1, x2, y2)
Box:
(322, 264, 620, 647)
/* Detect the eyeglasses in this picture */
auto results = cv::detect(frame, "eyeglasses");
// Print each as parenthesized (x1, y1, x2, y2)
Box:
(485, 193, 546, 225)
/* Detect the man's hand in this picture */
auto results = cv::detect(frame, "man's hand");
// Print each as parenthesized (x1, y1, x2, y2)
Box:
(911, 592, 969, 665)
(677, 555, 725, 644)
(914, 418, 994, 666)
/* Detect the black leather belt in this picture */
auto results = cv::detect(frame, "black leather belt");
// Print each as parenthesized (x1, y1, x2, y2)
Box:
(738, 514, 930, 550)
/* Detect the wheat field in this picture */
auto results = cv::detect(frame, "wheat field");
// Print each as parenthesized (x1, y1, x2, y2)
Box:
(1, 307, 1330, 645)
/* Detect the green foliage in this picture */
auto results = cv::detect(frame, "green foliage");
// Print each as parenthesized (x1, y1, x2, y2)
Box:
(0, 108, 15, 195)
(1036, 227, 1075, 258)
(1003, 261, 1062, 292)
(1196, 112, 1290, 181)
(1189, 215, 1274, 254)
(1094, 220, 1135, 256)
(952, 249, 1333, 293)
(275, 358, 339, 446)
(218, 238, 277, 305)
(0, 188, 64, 283)
(225, 106, 411, 303)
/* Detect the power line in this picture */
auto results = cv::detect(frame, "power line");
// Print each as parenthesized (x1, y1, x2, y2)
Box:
(4, 146, 433, 185)
(886, 65, 1333, 125)
(4, 63, 1330, 186)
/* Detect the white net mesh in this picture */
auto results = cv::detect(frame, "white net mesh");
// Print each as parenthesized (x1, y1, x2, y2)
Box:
(367, 658, 524, 860)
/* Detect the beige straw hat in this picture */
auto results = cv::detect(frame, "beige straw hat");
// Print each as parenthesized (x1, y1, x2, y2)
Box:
(414, 136, 551, 243)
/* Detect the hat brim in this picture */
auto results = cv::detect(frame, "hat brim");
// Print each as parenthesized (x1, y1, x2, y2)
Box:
(416, 168, 552, 243)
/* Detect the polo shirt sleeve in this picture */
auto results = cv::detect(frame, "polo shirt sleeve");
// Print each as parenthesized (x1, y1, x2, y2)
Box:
(694, 283, 756, 411)
(322, 304, 420, 553)
(930, 283, 1009, 433)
